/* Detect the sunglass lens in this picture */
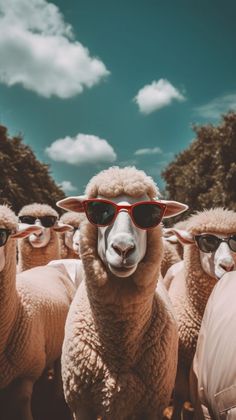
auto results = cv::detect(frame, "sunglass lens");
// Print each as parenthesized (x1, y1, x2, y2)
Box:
(229, 235, 236, 252)
(0, 230, 9, 247)
(86, 201, 116, 226)
(40, 216, 57, 228)
(197, 235, 219, 253)
(132, 203, 163, 229)
(19, 216, 35, 225)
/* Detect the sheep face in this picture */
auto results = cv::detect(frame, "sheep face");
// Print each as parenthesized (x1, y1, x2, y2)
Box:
(0, 224, 42, 271)
(64, 228, 81, 256)
(28, 222, 52, 248)
(197, 232, 236, 280)
(96, 194, 148, 278)
(170, 229, 236, 280)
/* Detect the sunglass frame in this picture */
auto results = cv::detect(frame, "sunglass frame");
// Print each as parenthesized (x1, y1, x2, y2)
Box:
(195, 234, 236, 253)
(83, 198, 167, 230)
(18, 215, 58, 228)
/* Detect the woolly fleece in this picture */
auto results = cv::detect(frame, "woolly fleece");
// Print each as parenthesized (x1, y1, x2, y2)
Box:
(85, 166, 160, 199)
(0, 205, 76, 391)
(168, 208, 236, 406)
(161, 240, 181, 278)
(61, 167, 178, 420)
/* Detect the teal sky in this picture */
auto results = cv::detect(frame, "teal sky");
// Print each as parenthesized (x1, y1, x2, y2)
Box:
(1, 0, 236, 195)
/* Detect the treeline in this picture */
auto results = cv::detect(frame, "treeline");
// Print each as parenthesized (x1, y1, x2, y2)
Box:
(1, 112, 236, 216)
(0, 125, 65, 213)
(162, 112, 236, 218)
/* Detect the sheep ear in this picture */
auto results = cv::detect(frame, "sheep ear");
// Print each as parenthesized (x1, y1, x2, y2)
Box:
(165, 228, 194, 245)
(159, 200, 188, 218)
(53, 222, 73, 233)
(11, 224, 43, 239)
(164, 234, 179, 244)
(56, 195, 86, 213)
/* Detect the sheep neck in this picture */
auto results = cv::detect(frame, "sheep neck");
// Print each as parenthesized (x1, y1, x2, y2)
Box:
(184, 245, 217, 317)
(0, 240, 19, 350)
(18, 230, 60, 271)
(80, 222, 163, 364)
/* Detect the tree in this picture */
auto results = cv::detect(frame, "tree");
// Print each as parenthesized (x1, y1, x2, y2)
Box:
(162, 112, 236, 219)
(0, 125, 65, 213)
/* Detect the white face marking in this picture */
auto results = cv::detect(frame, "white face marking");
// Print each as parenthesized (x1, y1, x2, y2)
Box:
(199, 232, 236, 280)
(97, 194, 148, 278)
(28, 219, 51, 248)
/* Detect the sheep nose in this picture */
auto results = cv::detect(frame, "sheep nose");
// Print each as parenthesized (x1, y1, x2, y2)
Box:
(111, 240, 135, 259)
(219, 262, 235, 272)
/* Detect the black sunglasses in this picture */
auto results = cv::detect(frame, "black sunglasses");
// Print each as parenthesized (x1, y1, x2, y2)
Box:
(195, 234, 236, 253)
(18, 215, 57, 228)
(0, 229, 12, 247)
(83, 199, 167, 230)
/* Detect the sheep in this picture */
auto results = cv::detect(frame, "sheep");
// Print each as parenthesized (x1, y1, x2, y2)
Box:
(0, 205, 75, 420)
(165, 208, 236, 418)
(161, 239, 182, 278)
(163, 219, 188, 260)
(59, 211, 85, 259)
(161, 220, 188, 279)
(57, 166, 188, 420)
(190, 271, 236, 420)
(17, 203, 72, 272)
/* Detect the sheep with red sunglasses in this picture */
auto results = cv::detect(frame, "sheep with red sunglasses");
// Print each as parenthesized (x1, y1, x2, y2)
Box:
(163, 208, 236, 419)
(17, 203, 72, 272)
(0, 205, 75, 419)
(57, 166, 188, 420)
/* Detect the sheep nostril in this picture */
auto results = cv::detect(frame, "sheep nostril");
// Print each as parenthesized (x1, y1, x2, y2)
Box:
(112, 244, 122, 256)
(111, 243, 135, 258)
(220, 263, 234, 272)
(124, 244, 135, 258)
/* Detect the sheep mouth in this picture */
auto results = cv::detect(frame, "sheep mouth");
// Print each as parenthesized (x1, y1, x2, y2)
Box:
(108, 263, 137, 278)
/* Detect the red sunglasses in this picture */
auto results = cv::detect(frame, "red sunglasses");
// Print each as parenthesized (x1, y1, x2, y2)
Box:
(82, 199, 167, 230)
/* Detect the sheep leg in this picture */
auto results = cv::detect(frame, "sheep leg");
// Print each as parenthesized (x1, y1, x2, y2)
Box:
(12, 377, 34, 420)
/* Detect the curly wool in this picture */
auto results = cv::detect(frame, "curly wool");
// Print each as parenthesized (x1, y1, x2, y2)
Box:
(187, 207, 236, 235)
(0, 205, 76, 392)
(19, 203, 58, 218)
(168, 207, 236, 405)
(161, 240, 181, 278)
(62, 167, 178, 419)
(0, 205, 18, 231)
(60, 212, 85, 226)
(85, 166, 160, 199)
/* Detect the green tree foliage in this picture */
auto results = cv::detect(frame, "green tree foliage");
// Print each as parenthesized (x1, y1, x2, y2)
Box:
(162, 112, 236, 216)
(0, 125, 65, 213)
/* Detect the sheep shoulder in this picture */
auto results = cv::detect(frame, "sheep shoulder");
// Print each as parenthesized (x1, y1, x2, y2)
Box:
(7, 265, 75, 380)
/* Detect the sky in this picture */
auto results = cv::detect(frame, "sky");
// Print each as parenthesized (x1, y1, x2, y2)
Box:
(0, 0, 236, 196)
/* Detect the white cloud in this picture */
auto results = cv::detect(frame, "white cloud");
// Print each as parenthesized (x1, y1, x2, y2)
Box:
(0, 0, 109, 98)
(194, 93, 236, 119)
(46, 133, 117, 165)
(134, 147, 162, 156)
(134, 79, 186, 114)
(59, 180, 77, 193)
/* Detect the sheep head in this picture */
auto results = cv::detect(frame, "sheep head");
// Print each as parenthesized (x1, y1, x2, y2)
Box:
(167, 208, 236, 280)
(57, 167, 187, 285)
(0, 205, 42, 272)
